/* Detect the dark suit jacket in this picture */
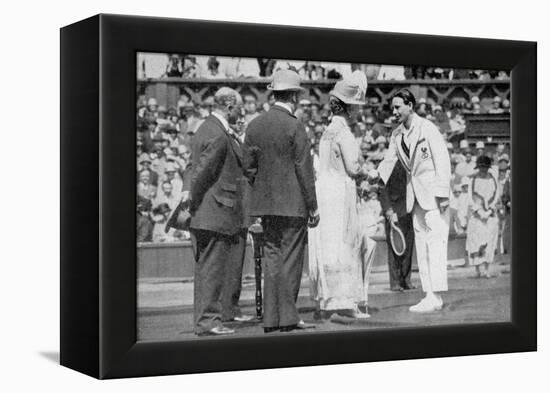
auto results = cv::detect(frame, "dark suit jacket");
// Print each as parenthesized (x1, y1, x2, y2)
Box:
(244, 105, 317, 218)
(379, 159, 408, 218)
(189, 115, 248, 235)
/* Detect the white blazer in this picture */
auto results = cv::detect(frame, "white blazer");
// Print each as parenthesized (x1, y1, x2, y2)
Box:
(378, 114, 451, 212)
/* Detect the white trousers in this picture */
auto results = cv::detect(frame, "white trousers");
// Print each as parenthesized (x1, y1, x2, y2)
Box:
(412, 203, 450, 293)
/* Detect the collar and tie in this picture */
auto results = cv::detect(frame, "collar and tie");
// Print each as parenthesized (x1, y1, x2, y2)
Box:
(401, 134, 410, 159)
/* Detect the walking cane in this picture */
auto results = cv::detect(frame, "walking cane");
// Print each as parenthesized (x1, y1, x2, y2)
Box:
(249, 222, 264, 319)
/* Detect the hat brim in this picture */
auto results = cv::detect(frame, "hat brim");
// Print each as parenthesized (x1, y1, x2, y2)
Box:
(329, 91, 365, 105)
(267, 83, 306, 92)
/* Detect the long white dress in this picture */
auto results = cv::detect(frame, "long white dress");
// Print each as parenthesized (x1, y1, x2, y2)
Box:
(308, 116, 369, 311)
(466, 173, 501, 265)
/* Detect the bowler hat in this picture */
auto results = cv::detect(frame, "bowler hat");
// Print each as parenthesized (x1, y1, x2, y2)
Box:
(267, 69, 306, 92)
(329, 79, 365, 105)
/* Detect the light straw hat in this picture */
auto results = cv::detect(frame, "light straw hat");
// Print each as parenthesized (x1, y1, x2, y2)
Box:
(329, 78, 365, 105)
(267, 69, 305, 92)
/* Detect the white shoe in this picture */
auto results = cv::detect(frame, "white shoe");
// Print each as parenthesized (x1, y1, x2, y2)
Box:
(434, 296, 443, 310)
(233, 315, 255, 322)
(353, 311, 371, 319)
(409, 297, 439, 313)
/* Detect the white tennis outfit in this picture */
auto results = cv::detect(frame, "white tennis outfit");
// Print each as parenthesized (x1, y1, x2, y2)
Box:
(378, 113, 451, 293)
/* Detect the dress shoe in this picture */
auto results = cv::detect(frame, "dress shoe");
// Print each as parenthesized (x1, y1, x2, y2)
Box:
(353, 311, 371, 319)
(197, 326, 235, 336)
(390, 286, 404, 292)
(264, 326, 280, 333)
(402, 282, 416, 290)
(409, 297, 440, 313)
(279, 324, 298, 332)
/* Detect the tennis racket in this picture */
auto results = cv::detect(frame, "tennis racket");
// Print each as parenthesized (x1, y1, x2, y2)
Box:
(390, 221, 406, 256)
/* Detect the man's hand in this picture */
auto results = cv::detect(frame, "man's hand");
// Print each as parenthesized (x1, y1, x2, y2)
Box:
(385, 208, 398, 223)
(436, 197, 450, 214)
(181, 191, 190, 203)
(308, 209, 320, 228)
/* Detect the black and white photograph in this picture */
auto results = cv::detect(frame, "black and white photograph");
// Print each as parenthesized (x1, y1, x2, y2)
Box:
(136, 53, 512, 340)
(3, 0, 545, 389)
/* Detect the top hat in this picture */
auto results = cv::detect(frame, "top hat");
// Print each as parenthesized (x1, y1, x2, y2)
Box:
(329, 79, 365, 105)
(267, 69, 306, 92)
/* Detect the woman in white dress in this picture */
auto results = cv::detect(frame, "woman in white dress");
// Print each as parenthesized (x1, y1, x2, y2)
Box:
(466, 155, 501, 278)
(308, 76, 372, 320)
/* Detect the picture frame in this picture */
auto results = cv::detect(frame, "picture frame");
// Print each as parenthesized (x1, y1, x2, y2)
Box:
(60, 14, 536, 379)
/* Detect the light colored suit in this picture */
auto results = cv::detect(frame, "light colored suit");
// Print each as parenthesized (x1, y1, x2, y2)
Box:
(378, 113, 451, 293)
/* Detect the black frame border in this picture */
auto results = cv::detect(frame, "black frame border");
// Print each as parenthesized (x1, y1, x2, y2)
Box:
(62, 14, 536, 379)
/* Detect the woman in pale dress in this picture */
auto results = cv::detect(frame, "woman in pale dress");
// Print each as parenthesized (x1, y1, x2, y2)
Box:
(308, 76, 373, 320)
(466, 155, 501, 278)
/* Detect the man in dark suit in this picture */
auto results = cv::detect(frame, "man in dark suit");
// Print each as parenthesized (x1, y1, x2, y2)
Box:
(188, 87, 251, 336)
(244, 70, 319, 333)
(379, 159, 415, 291)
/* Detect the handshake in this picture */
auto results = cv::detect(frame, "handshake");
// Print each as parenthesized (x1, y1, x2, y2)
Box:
(308, 209, 320, 228)
(356, 167, 380, 182)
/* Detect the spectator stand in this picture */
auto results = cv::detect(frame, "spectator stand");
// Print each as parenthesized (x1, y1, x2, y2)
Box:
(137, 77, 510, 113)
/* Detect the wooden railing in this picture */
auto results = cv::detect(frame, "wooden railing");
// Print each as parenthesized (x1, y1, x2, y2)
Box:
(137, 78, 511, 109)
(137, 234, 468, 280)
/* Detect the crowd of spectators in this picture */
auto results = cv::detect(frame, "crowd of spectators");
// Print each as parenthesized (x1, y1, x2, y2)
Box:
(137, 53, 510, 82)
(136, 51, 512, 262)
(136, 85, 511, 259)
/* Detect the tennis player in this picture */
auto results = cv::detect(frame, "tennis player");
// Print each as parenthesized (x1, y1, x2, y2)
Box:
(377, 89, 451, 313)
